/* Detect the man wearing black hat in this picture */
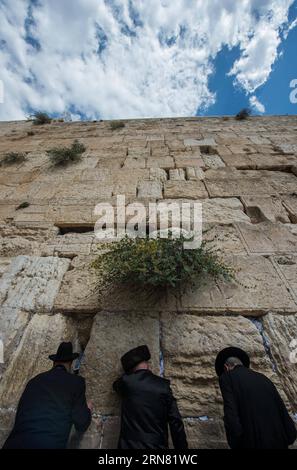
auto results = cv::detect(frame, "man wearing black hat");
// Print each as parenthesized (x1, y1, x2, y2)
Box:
(3, 342, 92, 449)
(215, 346, 297, 449)
(113, 345, 188, 449)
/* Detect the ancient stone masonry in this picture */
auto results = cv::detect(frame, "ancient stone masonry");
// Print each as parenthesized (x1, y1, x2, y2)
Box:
(0, 116, 297, 448)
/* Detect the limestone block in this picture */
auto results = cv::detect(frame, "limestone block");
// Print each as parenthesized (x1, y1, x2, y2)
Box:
(236, 222, 297, 255)
(169, 169, 185, 181)
(137, 180, 163, 198)
(186, 167, 205, 181)
(247, 153, 297, 170)
(164, 181, 208, 199)
(202, 224, 247, 255)
(146, 156, 175, 169)
(262, 312, 297, 411)
(53, 182, 113, 204)
(161, 313, 276, 416)
(42, 232, 94, 257)
(149, 167, 167, 182)
(101, 417, 120, 449)
(54, 255, 100, 314)
(205, 171, 275, 197)
(0, 255, 70, 312)
(179, 255, 296, 315)
(184, 138, 216, 146)
(0, 313, 79, 408)
(123, 156, 146, 169)
(241, 196, 290, 223)
(80, 311, 160, 414)
(0, 307, 30, 379)
(202, 154, 225, 169)
(220, 152, 255, 168)
(70, 416, 103, 449)
(282, 195, 297, 223)
(0, 409, 16, 448)
(202, 198, 250, 224)
(175, 156, 204, 168)
(184, 418, 228, 449)
(264, 171, 297, 194)
(272, 255, 297, 302)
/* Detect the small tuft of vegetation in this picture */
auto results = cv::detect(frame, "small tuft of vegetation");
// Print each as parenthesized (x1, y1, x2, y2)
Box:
(46, 139, 86, 166)
(110, 120, 125, 130)
(32, 112, 52, 125)
(1, 152, 26, 165)
(92, 235, 234, 290)
(235, 108, 251, 120)
(16, 201, 30, 210)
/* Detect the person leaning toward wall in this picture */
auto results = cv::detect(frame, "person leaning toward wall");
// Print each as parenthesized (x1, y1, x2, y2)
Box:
(113, 344, 188, 450)
(3, 342, 92, 449)
(216, 346, 297, 449)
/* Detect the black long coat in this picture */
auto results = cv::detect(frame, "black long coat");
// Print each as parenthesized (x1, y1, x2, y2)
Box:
(3, 365, 91, 449)
(113, 369, 188, 449)
(219, 366, 297, 449)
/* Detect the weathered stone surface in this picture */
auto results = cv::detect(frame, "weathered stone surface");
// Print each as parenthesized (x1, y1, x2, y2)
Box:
(202, 198, 250, 224)
(202, 154, 225, 169)
(272, 255, 297, 303)
(282, 195, 297, 223)
(137, 180, 163, 198)
(241, 196, 290, 223)
(236, 221, 297, 254)
(164, 181, 208, 199)
(0, 313, 78, 408)
(161, 313, 278, 416)
(0, 409, 16, 448)
(0, 255, 70, 312)
(262, 313, 297, 412)
(183, 418, 228, 449)
(54, 255, 99, 314)
(179, 255, 297, 314)
(80, 311, 160, 414)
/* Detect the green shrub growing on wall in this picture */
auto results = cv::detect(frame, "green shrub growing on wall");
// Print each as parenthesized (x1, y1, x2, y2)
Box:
(0, 152, 26, 165)
(47, 139, 86, 166)
(92, 235, 234, 289)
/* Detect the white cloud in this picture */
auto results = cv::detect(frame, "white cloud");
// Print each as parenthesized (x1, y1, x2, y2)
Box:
(0, 0, 295, 120)
(249, 95, 266, 113)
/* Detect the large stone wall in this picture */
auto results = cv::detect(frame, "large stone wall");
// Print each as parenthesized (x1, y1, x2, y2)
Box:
(0, 116, 297, 448)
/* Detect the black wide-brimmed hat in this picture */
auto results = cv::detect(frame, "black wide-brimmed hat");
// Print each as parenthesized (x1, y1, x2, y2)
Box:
(121, 345, 151, 373)
(215, 346, 250, 376)
(49, 342, 79, 362)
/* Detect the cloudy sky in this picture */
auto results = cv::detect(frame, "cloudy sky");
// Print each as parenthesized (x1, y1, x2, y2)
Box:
(0, 0, 297, 121)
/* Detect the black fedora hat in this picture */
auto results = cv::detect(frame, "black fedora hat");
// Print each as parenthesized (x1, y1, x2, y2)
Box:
(49, 342, 79, 362)
(215, 346, 250, 376)
(121, 345, 151, 373)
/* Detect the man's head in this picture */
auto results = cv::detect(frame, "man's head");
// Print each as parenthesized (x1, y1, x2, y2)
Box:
(224, 356, 243, 373)
(121, 345, 151, 374)
(215, 347, 250, 376)
(49, 342, 79, 372)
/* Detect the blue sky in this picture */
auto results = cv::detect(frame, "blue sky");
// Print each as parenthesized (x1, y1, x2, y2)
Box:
(0, 0, 297, 121)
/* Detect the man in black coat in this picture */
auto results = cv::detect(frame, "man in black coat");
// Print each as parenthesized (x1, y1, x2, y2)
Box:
(3, 342, 92, 449)
(113, 345, 188, 449)
(216, 346, 297, 449)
